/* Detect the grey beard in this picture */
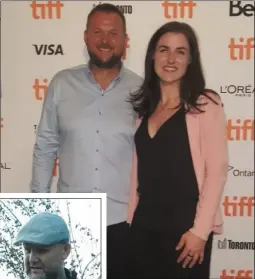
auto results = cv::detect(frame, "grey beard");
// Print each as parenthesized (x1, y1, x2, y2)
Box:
(27, 274, 46, 279)
(27, 272, 61, 279)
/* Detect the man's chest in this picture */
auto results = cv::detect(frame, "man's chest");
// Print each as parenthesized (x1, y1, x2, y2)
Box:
(57, 89, 137, 138)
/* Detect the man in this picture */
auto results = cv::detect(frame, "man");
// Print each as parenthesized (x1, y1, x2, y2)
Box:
(14, 212, 77, 279)
(30, 3, 142, 278)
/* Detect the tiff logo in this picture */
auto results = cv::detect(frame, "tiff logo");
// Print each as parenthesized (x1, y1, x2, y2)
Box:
(228, 37, 254, 60)
(226, 119, 254, 141)
(220, 269, 253, 279)
(222, 196, 254, 217)
(33, 44, 64, 55)
(161, 1, 196, 19)
(218, 238, 229, 249)
(30, 1, 64, 20)
(1, 118, 3, 128)
(229, 1, 254, 17)
(33, 78, 48, 100)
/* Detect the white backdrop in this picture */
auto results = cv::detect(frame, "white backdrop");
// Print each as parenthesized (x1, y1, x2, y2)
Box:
(1, 1, 254, 278)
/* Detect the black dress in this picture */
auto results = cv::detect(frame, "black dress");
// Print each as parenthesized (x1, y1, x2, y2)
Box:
(127, 106, 213, 279)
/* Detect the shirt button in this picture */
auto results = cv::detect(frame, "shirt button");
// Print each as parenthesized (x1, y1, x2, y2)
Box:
(99, 111, 102, 115)
(95, 168, 98, 171)
(96, 149, 99, 152)
(96, 130, 99, 133)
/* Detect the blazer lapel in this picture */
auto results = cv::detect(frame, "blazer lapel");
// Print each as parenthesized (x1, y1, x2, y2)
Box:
(136, 118, 142, 128)
(186, 112, 203, 189)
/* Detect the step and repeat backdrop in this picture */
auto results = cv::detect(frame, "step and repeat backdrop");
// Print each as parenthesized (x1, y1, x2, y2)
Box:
(1, 1, 254, 278)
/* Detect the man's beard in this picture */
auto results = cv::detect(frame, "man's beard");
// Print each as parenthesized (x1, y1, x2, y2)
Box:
(27, 272, 46, 279)
(88, 50, 123, 69)
(27, 270, 58, 279)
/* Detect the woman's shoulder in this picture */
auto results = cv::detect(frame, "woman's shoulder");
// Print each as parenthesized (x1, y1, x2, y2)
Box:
(197, 90, 224, 112)
(198, 90, 222, 104)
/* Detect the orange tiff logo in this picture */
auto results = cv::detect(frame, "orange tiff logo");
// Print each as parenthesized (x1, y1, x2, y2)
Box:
(30, 1, 64, 20)
(53, 157, 59, 177)
(161, 1, 196, 19)
(34, 78, 48, 100)
(220, 269, 253, 279)
(122, 36, 130, 60)
(229, 37, 254, 60)
(222, 196, 254, 217)
(226, 119, 254, 141)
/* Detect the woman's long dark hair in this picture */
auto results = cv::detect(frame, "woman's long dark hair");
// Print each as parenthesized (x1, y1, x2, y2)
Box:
(130, 21, 219, 118)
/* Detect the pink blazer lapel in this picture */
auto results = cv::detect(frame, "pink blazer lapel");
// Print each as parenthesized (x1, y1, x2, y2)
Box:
(186, 112, 204, 189)
(136, 118, 142, 128)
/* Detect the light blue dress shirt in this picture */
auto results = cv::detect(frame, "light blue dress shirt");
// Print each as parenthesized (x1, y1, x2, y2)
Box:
(31, 63, 143, 225)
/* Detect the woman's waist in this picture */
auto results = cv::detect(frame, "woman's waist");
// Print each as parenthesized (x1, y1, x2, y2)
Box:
(137, 194, 198, 209)
(137, 168, 199, 187)
(137, 181, 199, 203)
(133, 200, 196, 233)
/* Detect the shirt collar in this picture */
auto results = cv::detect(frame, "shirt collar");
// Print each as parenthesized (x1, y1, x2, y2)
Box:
(85, 60, 125, 85)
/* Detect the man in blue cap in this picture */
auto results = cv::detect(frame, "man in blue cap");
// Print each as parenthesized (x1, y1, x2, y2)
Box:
(14, 212, 77, 279)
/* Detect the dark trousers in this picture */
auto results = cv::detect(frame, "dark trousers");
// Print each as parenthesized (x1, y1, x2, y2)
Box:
(126, 223, 214, 279)
(107, 221, 129, 279)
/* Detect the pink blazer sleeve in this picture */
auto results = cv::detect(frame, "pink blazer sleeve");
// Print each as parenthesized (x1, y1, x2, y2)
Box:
(189, 94, 229, 240)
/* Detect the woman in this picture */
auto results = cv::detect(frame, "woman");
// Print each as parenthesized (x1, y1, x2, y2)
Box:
(126, 21, 228, 278)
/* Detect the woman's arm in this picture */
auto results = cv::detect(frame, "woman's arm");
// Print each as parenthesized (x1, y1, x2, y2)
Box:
(189, 93, 229, 241)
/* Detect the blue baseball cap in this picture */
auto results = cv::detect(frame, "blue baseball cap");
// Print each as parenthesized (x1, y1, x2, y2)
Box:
(14, 212, 70, 246)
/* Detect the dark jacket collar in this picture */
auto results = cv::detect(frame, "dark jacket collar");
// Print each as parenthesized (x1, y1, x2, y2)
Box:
(65, 268, 77, 279)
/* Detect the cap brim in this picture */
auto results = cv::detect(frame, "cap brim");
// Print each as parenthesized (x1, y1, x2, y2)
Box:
(13, 237, 69, 246)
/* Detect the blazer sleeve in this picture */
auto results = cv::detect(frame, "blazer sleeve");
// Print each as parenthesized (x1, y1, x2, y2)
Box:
(189, 94, 229, 241)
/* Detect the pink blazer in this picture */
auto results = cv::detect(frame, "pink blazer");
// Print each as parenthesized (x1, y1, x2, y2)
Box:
(127, 93, 229, 241)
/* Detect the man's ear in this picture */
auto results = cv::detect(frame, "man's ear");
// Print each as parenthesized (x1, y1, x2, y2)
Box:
(84, 30, 88, 46)
(62, 243, 71, 261)
(124, 33, 129, 48)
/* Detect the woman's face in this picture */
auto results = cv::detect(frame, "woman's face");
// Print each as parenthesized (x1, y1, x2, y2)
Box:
(154, 32, 191, 85)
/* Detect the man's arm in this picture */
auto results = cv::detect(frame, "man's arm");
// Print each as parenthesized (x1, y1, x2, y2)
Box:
(30, 75, 60, 192)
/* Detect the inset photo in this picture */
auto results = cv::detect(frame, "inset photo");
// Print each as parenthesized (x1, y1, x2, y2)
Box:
(0, 193, 106, 279)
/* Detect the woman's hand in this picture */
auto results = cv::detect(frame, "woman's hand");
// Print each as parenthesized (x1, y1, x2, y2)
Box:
(176, 230, 206, 268)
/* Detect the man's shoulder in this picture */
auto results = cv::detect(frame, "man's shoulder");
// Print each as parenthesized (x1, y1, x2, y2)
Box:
(122, 67, 143, 86)
(50, 64, 88, 83)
